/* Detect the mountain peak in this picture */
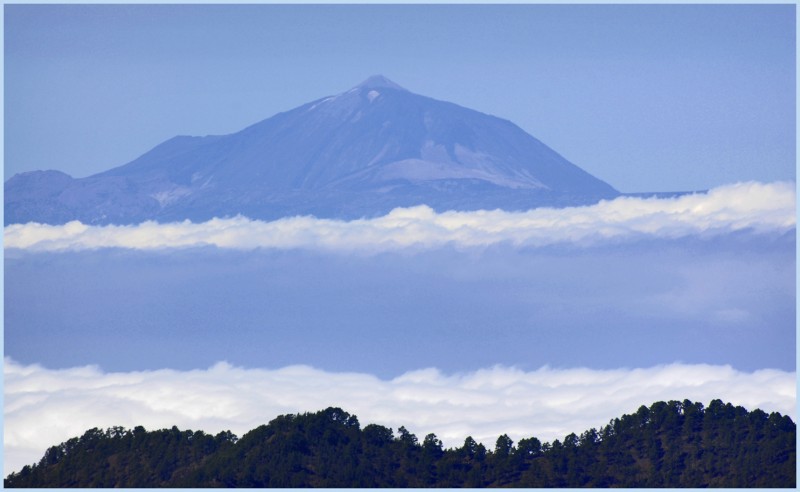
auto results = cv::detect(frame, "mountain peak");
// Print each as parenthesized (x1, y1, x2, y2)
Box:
(6, 77, 619, 225)
(353, 75, 406, 92)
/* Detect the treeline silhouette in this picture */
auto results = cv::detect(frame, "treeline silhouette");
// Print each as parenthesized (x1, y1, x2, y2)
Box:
(5, 399, 795, 488)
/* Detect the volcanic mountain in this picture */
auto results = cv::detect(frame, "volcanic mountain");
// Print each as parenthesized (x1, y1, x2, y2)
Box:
(5, 76, 618, 225)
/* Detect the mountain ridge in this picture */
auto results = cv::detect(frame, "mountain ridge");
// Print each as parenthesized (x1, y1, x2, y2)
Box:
(5, 75, 619, 225)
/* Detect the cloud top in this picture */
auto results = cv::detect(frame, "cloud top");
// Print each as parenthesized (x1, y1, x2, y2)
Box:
(4, 359, 795, 475)
(4, 181, 795, 251)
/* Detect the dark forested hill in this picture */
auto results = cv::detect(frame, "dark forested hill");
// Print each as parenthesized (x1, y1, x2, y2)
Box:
(5, 399, 795, 488)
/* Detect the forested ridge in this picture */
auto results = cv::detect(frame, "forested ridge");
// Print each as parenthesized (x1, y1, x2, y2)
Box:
(5, 399, 795, 488)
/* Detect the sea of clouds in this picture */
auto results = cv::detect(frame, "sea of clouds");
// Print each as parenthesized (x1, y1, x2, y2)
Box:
(4, 182, 795, 251)
(4, 359, 795, 476)
(4, 181, 796, 476)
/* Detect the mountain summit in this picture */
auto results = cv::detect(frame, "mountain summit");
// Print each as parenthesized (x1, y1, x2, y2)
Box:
(5, 76, 618, 225)
(354, 74, 407, 91)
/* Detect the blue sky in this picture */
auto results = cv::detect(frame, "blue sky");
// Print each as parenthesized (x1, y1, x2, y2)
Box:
(4, 4, 795, 192)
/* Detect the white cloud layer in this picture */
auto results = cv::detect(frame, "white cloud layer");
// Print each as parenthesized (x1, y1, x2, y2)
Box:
(4, 359, 795, 475)
(4, 181, 795, 251)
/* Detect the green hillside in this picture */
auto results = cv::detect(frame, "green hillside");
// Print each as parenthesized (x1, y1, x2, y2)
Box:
(5, 399, 795, 488)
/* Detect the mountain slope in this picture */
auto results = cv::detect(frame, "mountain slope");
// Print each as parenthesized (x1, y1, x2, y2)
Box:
(5, 76, 618, 225)
(5, 400, 795, 487)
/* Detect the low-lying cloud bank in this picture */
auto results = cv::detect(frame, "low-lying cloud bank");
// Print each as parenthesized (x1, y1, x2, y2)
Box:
(4, 359, 795, 475)
(4, 181, 795, 251)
